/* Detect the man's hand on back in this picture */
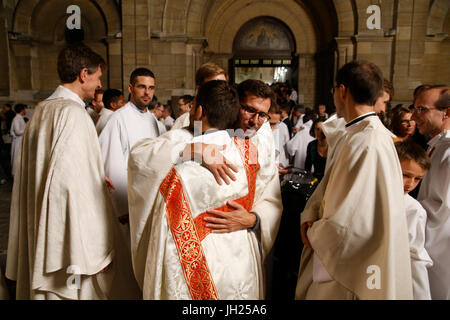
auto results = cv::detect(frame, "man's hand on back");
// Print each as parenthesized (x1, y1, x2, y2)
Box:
(182, 143, 239, 185)
(301, 221, 314, 249)
(205, 200, 256, 233)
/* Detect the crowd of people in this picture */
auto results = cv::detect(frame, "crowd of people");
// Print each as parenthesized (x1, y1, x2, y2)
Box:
(0, 42, 448, 300)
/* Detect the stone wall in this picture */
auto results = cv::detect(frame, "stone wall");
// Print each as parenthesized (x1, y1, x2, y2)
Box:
(0, 0, 449, 108)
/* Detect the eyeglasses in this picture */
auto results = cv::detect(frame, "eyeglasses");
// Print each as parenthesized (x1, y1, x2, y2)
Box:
(411, 106, 437, 114)
(241, 105, 271, 121)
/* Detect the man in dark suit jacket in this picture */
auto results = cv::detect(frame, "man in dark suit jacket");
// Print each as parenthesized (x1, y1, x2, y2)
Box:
(281, 105, 294, 138)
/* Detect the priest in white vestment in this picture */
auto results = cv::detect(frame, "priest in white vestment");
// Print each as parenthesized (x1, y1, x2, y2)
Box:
(286, 120, 314, 169)
(96, 107, 114, 135)
(97, 89, 126, 135)
(99, 68, 161, 251)
(296, 61, 412, 300)
(10, 104, 27, 176)
(412, 86, 450, 300)
(128, 80, 281, 299)
(268, 107, 290, 168)
(404, 194, 433, 299)
(6, 45, 140, 300)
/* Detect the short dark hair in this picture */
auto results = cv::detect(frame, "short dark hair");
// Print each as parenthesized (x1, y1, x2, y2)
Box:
(395, 140, 430, 171)
(180, 95, 194, 105)
(303, 107, 317, 123)
(196, 80, 240, 130)
(435, 88, 450, 111)
(14, 104, 27, 114)
(103, 89, 123, 109)
(164, 104, 172, 115)
(130, 68, 155, 86)
(413, 84, 430, 99)
(382, 79, 394, 98)
(57, 44, 106, 83)
(237, 79, 276, 105)
(94, 88, 104, 98)
(310, 116, 328, 137)
(268, 103, 281, 115)
(336, 60, 383, 106)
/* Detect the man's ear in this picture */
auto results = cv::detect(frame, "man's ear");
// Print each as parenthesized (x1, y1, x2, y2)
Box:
(444, 107, 450, 119)
(79, 68, 89, 83)
(128, 84, 133, 95)
(339, 84, 347, 101)
(194, 105, 203, 121)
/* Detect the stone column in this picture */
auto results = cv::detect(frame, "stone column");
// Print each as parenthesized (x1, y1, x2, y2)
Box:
(105, 37, 123, 90)
(335, 37, 355, 70)
(121, 0, 151, 93)
(392, 0, 430, 101)
(423, 34, 448, 85)
(354, 35, 394, 79)
(298, 54, 316, 107)
(0, 17, 10, 96)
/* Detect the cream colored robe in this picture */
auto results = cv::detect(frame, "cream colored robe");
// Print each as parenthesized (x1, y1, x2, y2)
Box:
(128, 123, 282, 299)
(404, 194, 433, 300)
(172, 112, 190, 130)
(6, 96, 140, 300)
(418, 130, 450, 300)
(286, 120, 314, 169)
(10, 114, 26, 176)
(296, 114, 413, 300)
(96, 107, 114, 135)
(99, 102, 160, 252)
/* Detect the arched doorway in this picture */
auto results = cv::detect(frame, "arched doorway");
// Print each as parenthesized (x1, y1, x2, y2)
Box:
(10, 0, 122, 101)
(230, 17, 297, 88)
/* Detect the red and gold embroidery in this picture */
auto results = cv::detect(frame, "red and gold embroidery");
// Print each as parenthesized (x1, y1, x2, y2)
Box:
(159, 169, 219, 300)
(194, 138, 260, 241)
(159, 138, 260, 299)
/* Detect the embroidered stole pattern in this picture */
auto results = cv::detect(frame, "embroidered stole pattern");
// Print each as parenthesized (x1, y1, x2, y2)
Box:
(159, 138, 260, 300)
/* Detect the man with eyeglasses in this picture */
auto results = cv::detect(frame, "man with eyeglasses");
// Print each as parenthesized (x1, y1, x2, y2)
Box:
(127, 79, 282, 298)
(128, 80, 282, 299)
(297, 60, 412, 300)
(412, 85, 450, 300)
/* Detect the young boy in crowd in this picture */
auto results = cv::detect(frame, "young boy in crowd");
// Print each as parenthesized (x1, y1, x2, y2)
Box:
(395, 140, 433, 300)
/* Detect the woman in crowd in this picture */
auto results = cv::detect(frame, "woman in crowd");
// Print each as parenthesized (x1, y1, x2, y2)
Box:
(391, 104, 416, 141)
(305, 117, 328, 182)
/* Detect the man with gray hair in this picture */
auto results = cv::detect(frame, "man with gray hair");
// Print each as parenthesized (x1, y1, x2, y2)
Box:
(412, 85, 450, 300)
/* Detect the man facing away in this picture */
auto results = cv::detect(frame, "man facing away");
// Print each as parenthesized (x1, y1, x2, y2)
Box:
(99, 68, 161, 252)
(96, 88, 125, 135)
(162, 104, 175, 131)
(412, 85, 450, 300)
(6, 44, 140, 300)
(296, 61, 413, 300)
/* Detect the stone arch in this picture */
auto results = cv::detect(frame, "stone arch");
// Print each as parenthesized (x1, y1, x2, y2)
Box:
(13, 0, 121, 36)
(186, 0, 213, 36)
(205, 0, 317, 55)
(331, 0, 356, 37)
(427, 0, 450, 35)
(10, 0, 122, 96)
